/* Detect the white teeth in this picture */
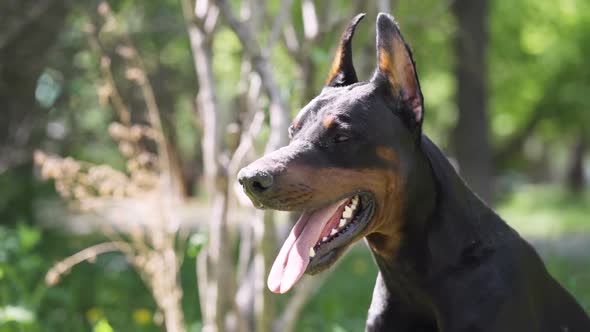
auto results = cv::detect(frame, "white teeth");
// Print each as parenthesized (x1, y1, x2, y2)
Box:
(339, 219, 347, 228)
(343, 206, 353, 219)
(309, 247, 316, 258)
(315, 196, 363, 248)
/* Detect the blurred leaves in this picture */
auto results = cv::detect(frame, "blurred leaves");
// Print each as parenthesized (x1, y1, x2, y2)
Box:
(17, 224, 41, 251)
(0, 225, 45, 330)
(93, 318, 114, 332)
(186, 233, 207, 258)
(0, 305, 35, 324)
(35, 69, 64, 109)
(132, 308, 152, 326)
(490, 0, 590, 144)
(499, 185, 590, 236)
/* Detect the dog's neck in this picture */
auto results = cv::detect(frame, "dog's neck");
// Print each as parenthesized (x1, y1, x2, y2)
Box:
(367, 135, 499, 319)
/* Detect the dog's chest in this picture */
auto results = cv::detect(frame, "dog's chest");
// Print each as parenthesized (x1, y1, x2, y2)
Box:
(365, 273, 439, 332)
(366, 274, 392, 331)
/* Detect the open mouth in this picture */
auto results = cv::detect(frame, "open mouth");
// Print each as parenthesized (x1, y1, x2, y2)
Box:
(267, 192, 375, 293)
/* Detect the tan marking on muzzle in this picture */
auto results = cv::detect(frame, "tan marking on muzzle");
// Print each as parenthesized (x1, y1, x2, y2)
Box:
(271, 164, 406, 259)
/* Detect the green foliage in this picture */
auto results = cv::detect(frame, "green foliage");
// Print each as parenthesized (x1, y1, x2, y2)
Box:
(0, 224, 45, 331)
(0, 225, 202, 332)
(297, 246, 377, 331)
(212, 27, 243, 101)
(490, 0, 590, 144)
(546, 256, 590, 314)
(93, 319, 114, 332)
(35, 69, 64, 109)
(186, 233, 207, 258)
(0, 306, 35, 327)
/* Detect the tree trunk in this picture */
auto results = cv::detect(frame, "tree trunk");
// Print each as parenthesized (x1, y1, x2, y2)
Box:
(0, 0, 69, 224)
(182, 2, 235, 330)
(451, 0, 494, 204)
(215, 1, 291, 331)
(0, 0, 69, 170)
(493, 107, 543, 167)
(566, 133, 586, 192)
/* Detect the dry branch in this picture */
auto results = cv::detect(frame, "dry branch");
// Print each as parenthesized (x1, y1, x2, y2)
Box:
(214, 2, 293, 331)
(36, 4, 192, 331)
(182, 1, 237, 331)
(45, 241, 133, 286)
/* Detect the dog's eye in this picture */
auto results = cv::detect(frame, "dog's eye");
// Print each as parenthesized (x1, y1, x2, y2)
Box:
(333, 134, 350, 143)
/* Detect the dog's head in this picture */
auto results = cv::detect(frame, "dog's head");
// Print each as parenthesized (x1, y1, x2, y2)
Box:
(238, 13, 425, 293)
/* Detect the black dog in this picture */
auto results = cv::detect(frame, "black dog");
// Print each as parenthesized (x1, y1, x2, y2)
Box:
(238, 13, 590, 331)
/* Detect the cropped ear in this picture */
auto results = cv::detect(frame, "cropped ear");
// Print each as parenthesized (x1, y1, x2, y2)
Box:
(325, 13, 365, 87)
(371, 13, 424, 128)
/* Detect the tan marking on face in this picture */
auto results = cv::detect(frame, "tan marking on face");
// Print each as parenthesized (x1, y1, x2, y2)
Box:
(376, 146, 397, 163)
(323, 114, 336, 129)
(271, 164, 405, 259)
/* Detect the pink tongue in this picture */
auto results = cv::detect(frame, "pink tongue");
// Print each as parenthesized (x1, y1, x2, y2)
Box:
(267, 199, 345, 293)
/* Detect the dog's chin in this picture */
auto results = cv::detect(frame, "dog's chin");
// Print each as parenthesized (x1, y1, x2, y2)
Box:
(305, 192, 375, 275)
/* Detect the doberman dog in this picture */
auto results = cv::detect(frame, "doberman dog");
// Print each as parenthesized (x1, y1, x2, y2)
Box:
(238, 13, 590, 331)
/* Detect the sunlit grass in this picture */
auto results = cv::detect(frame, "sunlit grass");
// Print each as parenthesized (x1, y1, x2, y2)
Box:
(498, 185, 590, 236)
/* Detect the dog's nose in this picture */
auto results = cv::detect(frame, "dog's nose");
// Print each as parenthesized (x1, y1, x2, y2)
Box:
(237, 168, 274, 196)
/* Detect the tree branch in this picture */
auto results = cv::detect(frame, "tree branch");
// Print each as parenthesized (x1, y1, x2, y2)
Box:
(494, 108, 544, 165)
(46, 241, 133, 286)
(182, 1, 236, 330)
(215, 2, 292, 332)
(266, 0, 295, 50)
(215, 0, 290, 145)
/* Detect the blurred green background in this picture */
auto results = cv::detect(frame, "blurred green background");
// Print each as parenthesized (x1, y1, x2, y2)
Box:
(1, 0, 589, 331)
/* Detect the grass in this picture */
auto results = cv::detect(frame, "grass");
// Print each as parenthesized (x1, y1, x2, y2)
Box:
(498, 185, 590, 236)
(545, 255, 590, 313)
(298, 185, 590, 331)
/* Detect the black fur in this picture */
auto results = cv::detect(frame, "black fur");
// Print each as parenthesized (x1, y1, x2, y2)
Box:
(366, 136, 590, 331)
(326, 13, 366, 87)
